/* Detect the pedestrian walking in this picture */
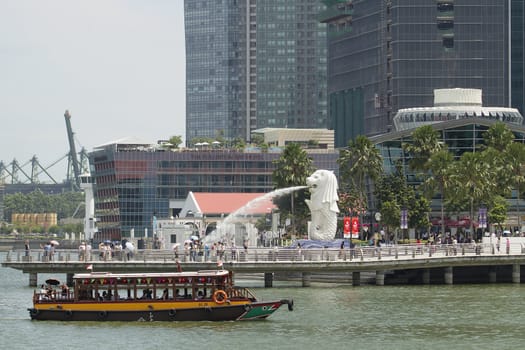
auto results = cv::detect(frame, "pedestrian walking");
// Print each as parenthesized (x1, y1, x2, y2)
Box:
(24, 240, 31, 257)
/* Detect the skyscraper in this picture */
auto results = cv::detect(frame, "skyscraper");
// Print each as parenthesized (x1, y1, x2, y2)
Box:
(511, 0, 525, 116)
(184, 0, 328, 144)
(321, 0, 525, 147)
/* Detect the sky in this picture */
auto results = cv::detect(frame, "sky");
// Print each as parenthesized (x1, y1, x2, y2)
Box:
(0, 0, 186, 182)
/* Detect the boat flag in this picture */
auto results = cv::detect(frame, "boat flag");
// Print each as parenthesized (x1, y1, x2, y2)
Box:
(86, 264, 93, 271)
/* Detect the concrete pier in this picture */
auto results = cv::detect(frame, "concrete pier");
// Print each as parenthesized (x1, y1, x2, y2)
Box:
(29, 272, 37, 287)
(512, 264, 520, 283)
(489, 266, 497, 283)
(352, 271, 360, 286)
(302, 272, 311, 287)
(375, 270, 385, 286)
(264, 272, 273, 288)
(422, 269, 430, 284)
(444, 266, 453, 285)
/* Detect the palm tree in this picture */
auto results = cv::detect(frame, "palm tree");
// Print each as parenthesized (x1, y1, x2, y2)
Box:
(505, 142, 525, 230)
(402, 125, 443, 172)
(452, 152, 494, 235)
(338, 135, 383, 238)
(423, 149, 454, 236)
(272, 143, 315, 237)
(482, 122, 514, 152)
(402, 125, 445, 235)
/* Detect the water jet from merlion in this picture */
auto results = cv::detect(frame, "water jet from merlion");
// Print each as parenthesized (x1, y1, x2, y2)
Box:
(202, 169, 339, 245)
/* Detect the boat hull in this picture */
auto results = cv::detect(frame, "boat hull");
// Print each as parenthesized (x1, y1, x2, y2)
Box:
(28, 300, 290, 322)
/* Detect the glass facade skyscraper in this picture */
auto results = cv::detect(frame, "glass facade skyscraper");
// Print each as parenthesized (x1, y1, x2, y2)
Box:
(184, 0, 328, 143)
(511, 0, 525, 116)
(322, 0, 524, 148)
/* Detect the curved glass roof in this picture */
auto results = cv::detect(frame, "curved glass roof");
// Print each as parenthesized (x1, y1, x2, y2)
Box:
(393, 107, 523, 131)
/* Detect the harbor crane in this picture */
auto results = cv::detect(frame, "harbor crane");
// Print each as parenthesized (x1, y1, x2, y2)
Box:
(64, 110, 81, 190)
(0, 110, 88, 190)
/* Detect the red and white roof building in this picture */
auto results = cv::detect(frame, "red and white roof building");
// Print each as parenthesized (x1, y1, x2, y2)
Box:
(180, 191, 275, 219)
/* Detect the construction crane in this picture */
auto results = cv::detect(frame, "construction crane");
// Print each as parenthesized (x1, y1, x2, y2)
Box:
(64, 110, 81, 190)
(64, 110, 97, 239)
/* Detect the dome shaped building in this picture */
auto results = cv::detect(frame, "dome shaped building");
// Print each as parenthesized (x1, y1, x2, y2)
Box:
(370, 88, 525, 237)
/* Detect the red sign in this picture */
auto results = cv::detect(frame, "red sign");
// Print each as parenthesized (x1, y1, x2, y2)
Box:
(351, 217, 359, 235)
(343, 217, 351, 238)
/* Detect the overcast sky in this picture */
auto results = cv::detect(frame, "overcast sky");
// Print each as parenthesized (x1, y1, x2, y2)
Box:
(0, 0, 186, 181)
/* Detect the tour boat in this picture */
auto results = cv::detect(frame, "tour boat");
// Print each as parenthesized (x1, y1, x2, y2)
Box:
(28, 270, 293, 321)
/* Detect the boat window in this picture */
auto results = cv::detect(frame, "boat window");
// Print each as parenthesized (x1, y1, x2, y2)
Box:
(141, 288, 153, 299)
(73, 273, 231, 302)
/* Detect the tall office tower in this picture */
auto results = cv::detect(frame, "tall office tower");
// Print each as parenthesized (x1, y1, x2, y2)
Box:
(511, 0, 525, 116)
(184, 0, 328, 144)
(321, 1, 524, 148)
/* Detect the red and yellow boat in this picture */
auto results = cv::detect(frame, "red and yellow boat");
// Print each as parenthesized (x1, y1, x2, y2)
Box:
(28, 270, 293, 321)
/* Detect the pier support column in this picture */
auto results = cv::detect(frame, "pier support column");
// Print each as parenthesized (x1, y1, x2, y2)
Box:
(29, 272, 37, 287)
(264, 272, 273, 288)
(422, 269, 430, 284)
(512, 264, 521, 283)
(489, 266, 497, 283)
(302, 272, 311, 287)
(444, 266, 453, 285)
(375, 270, 385, 286)
(352, 271, 361, 286)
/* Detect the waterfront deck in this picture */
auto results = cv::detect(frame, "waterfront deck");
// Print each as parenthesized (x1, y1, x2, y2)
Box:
(3, 242, 525, 287)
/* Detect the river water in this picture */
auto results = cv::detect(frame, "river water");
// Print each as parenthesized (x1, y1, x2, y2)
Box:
(1, 253, 524, 349)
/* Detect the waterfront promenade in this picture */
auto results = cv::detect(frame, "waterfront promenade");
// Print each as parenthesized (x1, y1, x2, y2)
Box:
(3, 239, 525, 287)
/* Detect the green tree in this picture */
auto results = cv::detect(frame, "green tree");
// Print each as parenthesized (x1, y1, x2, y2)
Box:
(375, 162, 428, 239)
(402, 125, 442, 172)
(338, 135, 383, 237)
(168, 135, 183, 149)
(380, 201, 400, 241)
(250, 133, 265, 146)
(272, 143, 315, 237)
(481, 123, 515, 198)
(482, 122, 514, 152)
(250, 133, 269, 152)
(488, 195, 508, 232)
(423, 149, 455, 235)
(451, 152, 494, 235)
(409, 195, 431, 238)
(4, 190, 84, 223)
(231, 137, 246, 150)
(375, 162, 411, 207)
(385, 126, 443, 237)
(505, 142, 525, 229)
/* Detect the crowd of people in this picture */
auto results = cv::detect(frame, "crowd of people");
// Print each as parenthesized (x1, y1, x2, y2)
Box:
(173, 239, 249, 262)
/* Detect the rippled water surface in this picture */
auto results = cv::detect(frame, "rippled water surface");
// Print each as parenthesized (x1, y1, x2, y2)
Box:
(1, 253, 524, 349)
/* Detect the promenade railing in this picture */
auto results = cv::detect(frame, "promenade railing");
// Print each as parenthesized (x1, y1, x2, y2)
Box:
(4, 242, 525, 264)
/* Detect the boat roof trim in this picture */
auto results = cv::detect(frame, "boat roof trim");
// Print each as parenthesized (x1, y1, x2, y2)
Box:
(73, 270, 230, 279)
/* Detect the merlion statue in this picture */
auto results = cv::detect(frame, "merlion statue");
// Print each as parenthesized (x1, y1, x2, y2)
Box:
(305, 170, 339, 241)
